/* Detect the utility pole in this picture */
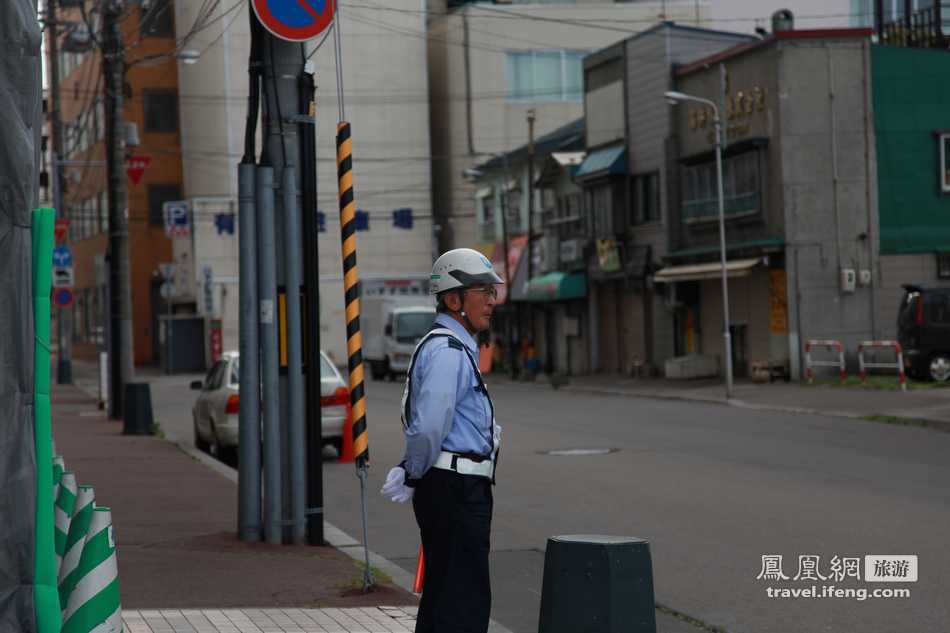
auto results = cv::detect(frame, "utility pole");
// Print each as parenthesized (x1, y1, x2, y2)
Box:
(258, 27, 307, 545)
(103, 0, 135, 418)
(526, 108, 536, 282)
(46, 0, 72, 385)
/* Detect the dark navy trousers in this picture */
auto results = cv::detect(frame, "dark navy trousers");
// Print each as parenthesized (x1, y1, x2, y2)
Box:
(412, 467, 493, 633)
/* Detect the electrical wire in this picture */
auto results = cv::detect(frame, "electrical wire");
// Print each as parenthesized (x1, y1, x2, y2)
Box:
(333, 1, 346, 121)
(307, 22, 335, 59)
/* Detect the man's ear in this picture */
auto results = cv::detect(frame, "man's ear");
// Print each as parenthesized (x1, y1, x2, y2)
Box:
(444, 292, 461, 312)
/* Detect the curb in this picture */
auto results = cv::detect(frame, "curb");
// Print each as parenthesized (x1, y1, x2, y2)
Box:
(69, 370, 515, 632)
(174, 442, 516, 633)
(496, 379, 950, 433)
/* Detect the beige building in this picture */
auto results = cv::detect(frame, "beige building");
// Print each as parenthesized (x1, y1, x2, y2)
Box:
(172, 1, 436, 364)
(427, 0, 712, 253)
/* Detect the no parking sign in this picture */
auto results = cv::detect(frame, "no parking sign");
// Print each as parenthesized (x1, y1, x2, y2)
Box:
(252, 0, 335, 42)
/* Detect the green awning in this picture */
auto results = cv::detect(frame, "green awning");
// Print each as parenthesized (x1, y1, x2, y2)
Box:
(526, 272, 587, 302)
(575, 144, 626, 180)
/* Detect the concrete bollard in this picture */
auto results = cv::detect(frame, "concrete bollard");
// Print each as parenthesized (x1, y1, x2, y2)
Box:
(538, 535, 657, 633)
(62, 506, 122, 633)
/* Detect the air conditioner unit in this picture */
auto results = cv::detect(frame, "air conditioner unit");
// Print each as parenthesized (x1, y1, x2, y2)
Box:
(559, 239, 579, 263)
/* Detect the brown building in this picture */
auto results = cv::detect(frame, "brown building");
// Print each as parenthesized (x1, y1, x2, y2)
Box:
(49, 1, 183, 366)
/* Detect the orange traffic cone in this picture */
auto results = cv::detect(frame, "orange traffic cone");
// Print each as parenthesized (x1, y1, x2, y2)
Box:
(413, 544, 425, 593)
(336, 388, 355, 463)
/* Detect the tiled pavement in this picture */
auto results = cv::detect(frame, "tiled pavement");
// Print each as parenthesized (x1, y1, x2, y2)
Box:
(122, 607, 418, 633)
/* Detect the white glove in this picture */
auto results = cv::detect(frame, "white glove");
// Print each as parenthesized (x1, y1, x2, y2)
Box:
(381, 466, 414, 504)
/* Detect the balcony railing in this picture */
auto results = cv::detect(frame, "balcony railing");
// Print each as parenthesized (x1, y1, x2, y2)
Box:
(879, 4, 950, 48)
(682, 191, 760, 224)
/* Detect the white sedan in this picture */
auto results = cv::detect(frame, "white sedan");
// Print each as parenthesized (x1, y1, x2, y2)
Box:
(190, 350, 350, 460)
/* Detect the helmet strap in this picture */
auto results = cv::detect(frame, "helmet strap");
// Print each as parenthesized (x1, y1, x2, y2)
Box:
(455, 288, 479, 335)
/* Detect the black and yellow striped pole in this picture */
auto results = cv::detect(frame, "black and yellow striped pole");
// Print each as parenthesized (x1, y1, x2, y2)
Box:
(336, 120, 374, 591)
(336, 121, 369, 468)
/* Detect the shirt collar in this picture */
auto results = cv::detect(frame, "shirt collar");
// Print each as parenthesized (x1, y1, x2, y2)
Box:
(434, 313, 478, 355)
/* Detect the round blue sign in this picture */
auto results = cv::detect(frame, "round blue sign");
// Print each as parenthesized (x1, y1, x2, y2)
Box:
(252, 0, 336, 43)
(54, 288, 74, 308)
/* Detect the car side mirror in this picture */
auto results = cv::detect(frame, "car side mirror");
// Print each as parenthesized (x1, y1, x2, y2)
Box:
(190, 380, 203, 390)
(385, 324, 392, 336)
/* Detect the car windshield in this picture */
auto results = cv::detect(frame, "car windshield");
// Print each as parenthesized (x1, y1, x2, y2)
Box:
(320, 354, 337, 380)
(395, 311, 434, 343)
(232, 355, 338, 382)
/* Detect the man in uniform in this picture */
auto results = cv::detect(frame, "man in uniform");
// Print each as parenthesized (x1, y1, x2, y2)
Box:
(382, 248, 504, 633)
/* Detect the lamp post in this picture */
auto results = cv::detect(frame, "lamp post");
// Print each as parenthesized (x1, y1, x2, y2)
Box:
(665, 84, 734, 398)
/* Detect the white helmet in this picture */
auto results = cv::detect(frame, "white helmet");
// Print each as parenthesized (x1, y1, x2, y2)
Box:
(429, 248, 504, 295)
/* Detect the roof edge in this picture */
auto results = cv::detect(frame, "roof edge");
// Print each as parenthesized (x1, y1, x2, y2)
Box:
(675, 27, 873, 77)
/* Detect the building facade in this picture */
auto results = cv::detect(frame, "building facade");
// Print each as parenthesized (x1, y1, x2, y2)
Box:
(872, 44, 950, 338)
(660, 28, 880, 378)
(428, 0, 713, 255)
(49, 0, 183, 366)
(579, 23, 754, 374)
(173, 0, 435, 365)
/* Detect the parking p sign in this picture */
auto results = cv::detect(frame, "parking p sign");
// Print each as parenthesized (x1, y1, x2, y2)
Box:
(163, 200, 190, 238)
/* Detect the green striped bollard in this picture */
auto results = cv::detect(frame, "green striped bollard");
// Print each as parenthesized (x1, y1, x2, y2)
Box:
(52, 455, 65, 502)
(62, 506, 121, 633)
(54, 472, 78, 576)
(59, 485, 96, 609)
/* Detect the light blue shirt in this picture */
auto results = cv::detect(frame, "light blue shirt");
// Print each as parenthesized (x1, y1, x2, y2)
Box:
(402, 314, 495, 480)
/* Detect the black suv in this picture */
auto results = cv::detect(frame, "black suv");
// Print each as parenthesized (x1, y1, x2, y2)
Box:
(897, 284, 950, 381)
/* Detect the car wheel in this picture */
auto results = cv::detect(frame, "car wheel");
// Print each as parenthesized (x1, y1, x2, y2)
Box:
(928, 353, 950, 382)
(369, 361, 382, 381)
(193, 415, 210, 452)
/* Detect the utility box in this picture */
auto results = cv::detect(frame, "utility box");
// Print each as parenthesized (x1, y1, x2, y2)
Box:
(840, 268, 856, 293)
(159, 315, 206, 373)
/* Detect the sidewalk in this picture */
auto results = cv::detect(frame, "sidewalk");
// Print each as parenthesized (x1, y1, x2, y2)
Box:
(51, 382, 419, 633)
(491, 372, 950, 431)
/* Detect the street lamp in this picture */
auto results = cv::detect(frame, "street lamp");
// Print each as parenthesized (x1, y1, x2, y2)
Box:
(664, 89, 734, 398)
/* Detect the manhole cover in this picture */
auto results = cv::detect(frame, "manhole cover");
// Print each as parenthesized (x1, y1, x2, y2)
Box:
(539, 448, 618, 456)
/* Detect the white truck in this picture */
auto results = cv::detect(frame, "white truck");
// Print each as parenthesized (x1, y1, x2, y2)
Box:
(361, 294, 436, 380)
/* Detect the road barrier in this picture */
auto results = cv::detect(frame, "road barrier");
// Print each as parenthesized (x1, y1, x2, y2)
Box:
(858, 340, 907, 392)
(61, 507, 121, 633)
(804, 340, 846, 384)
(59, 485, 96, 609)
(54, 471, 78, 574)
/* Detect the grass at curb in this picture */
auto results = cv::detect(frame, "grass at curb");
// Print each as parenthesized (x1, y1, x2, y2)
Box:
(806, 376, 950, 391)
(340, 560, 394, 592)
(858, 415, 950, 433)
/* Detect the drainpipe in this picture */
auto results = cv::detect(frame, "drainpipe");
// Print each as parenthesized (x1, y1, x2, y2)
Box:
(463, 11, 474, 155)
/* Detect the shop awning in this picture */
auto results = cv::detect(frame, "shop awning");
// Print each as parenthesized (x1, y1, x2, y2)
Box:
(526, 272, 587, 302)
(489, 235, 528, 304)
(652, 257, 761, 283)
(574, 144, 626, 180)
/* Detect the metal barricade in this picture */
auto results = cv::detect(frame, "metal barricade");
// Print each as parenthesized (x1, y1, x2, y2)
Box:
(804, 340, 846, 384)
(858, 340, 907, 392)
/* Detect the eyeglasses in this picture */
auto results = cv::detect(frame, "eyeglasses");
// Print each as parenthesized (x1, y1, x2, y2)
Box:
(465, 286, 498, 299)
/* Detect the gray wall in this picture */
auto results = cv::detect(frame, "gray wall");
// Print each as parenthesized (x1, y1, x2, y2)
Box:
(779, 39, 878, 368)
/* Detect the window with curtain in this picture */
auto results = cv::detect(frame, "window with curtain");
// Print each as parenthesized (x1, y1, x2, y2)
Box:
(505, 50, 586, 102)
(682, 150, 761, 222)
(631, 172, 660, 225)
(588, 184, 612, 237)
